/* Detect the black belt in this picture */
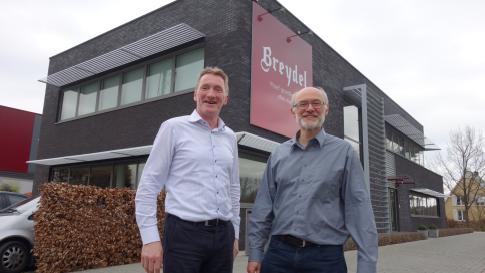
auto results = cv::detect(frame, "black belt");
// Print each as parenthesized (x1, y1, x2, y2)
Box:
(199, 218, 228, 227)
(168, 214, 228, 227)
(274, 235, 319, 248)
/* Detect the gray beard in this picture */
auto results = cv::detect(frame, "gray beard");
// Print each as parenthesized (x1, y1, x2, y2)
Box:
(297, 115, 325, 130)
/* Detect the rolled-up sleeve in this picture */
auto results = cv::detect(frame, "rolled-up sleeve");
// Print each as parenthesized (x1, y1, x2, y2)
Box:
(247, 154, 276, 262)
(343, 147, 378, 273)
(135, 121, 174, 245)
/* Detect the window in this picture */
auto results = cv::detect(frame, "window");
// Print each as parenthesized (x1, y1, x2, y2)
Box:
(456, 196, 464, 206)
(409, 192, 439, 217)
(174, 48, 204, 92)
(146, 59, 173, 99)
(90, 165, 112, 188)
(476, 196, 485, 206)
(69, 167, 90, 185)
(59, 47, 205, 121)
(99, 75, 119, 110)
(385, 125, 425, 166)
(239, 155, 267, 204)
(50, 160, 146, 188)
(114, 163, 137, 189)
(77, 82, 98, 115)
(457, 210, 464, 221)
(7, 194, 26, 206)
(60, 89, 78, 120)
(137, 163, 146, 188)
(344, 105, 361, 157)
(51, 167, 69, 182)
(121, 68, 144, 105)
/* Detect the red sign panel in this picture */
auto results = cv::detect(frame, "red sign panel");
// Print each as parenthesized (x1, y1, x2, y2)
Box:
(250, 2, 313, 137)
(0, 106, 36, 173)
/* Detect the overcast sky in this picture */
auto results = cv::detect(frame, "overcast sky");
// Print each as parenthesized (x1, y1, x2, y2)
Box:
(1, 0, 484, 158)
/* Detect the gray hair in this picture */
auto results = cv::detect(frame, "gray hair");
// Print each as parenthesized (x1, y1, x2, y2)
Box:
(290, 87, 329, 107)
(195, 66, 229, 95)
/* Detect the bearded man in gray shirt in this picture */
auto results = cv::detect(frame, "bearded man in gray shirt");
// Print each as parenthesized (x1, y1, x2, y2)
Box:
(247, 87, 378, 273)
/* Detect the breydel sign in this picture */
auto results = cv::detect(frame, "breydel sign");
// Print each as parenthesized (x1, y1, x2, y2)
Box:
(250, 2, 313, 138)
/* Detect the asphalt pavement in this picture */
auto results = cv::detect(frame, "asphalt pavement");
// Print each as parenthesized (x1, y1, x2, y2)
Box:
(66, 232, 485, 273)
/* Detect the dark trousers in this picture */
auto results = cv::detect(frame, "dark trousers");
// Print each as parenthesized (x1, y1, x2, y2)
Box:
(261, 236, 347, 273)
(162, 214, 234, 273)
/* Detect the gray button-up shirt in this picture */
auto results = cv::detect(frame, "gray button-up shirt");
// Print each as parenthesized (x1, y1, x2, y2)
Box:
(248, 129, 378, 273)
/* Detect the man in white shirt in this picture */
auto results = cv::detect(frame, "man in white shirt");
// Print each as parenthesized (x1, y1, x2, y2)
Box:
(135, 67, 240, 273)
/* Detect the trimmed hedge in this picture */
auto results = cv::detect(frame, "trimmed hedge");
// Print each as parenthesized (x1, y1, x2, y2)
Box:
(34, 183, 165, 273)
(438, 228, 474, 237)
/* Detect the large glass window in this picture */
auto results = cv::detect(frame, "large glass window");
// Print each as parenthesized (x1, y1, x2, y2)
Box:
(174, 48, 204, 92)
(78, 82, 98, 116)
(50, 160, 146, 189)
(99, 75, 119, 111)
(385, 125, 426, 166)
(239, 154, 267, 204)
(51, 167, 69, 182)
(344, 105, 360, 157)
(59, 47, 204, 121)
(90, 165, 112, 188)
(146, 59, 173, 99)
(114, 163, 137, 189)
(69, 167, 90, 185)
(137, 163, 146, 188)
(121, 68, 144, 105)
(409, 192, 439, 217)
(60, 90, 78, 120)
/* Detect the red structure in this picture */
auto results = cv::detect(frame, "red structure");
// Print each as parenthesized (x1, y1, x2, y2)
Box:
(0, 105, 39, 173)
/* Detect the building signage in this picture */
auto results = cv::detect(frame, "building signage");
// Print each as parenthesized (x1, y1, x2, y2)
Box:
(250, 2, 313, 137)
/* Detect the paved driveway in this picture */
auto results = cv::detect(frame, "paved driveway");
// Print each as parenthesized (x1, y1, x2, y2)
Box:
(69, 232, 485, 273)
(345, 232, 485, 273)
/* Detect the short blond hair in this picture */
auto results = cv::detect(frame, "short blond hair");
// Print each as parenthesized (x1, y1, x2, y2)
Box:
(196, 67, 229, 94)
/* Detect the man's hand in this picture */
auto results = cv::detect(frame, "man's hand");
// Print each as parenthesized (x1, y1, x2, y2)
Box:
(247, 261, 261, 273)
(141, 241, 163, 273)
(233, 239, 239, 259)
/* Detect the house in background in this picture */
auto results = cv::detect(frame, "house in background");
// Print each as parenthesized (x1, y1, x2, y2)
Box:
(0, 105, 42, 194)
(445, 172, 485, 224)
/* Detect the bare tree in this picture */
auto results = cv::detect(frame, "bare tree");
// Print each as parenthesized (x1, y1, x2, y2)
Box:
(437, 126, 485, 224)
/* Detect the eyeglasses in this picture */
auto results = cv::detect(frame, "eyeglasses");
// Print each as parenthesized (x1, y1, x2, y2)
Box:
(293, 100, 325, 110)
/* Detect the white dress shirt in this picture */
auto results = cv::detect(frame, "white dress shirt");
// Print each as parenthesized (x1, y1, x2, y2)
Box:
(135, 110, 241, 245)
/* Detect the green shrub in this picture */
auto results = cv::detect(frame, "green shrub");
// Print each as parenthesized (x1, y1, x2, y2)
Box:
(427, 224, 437, 230)
(417, 224, 427, 230)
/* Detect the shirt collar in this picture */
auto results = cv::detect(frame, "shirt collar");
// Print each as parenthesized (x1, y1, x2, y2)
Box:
(188, 109, 226, 131)
(291, 127, 327, 150)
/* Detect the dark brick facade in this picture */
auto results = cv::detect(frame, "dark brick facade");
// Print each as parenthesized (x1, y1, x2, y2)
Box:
(393, 154, 446, 230)
(34, 0, 445, 233)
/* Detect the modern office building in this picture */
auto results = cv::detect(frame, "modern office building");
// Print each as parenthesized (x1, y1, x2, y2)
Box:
(29, 0, 446, 248)
(0, 105, 41, 194)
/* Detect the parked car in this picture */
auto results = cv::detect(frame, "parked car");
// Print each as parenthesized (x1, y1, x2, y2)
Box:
(0, 196, 39, 273)
(0, 192, 29, 211)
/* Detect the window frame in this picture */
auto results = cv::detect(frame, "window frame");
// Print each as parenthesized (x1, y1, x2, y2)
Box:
(57, 45, 204, 122)
(409, 192, 440, 218)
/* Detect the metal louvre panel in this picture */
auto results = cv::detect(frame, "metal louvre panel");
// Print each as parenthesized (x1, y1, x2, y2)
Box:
(385, 114, 425, 147)
(40, 23, 205, 87)
(343, 84, 389, 233)
(367, 86, 388, 233)
(385, 151, 396, 177)
(76, 49, 139, 74)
